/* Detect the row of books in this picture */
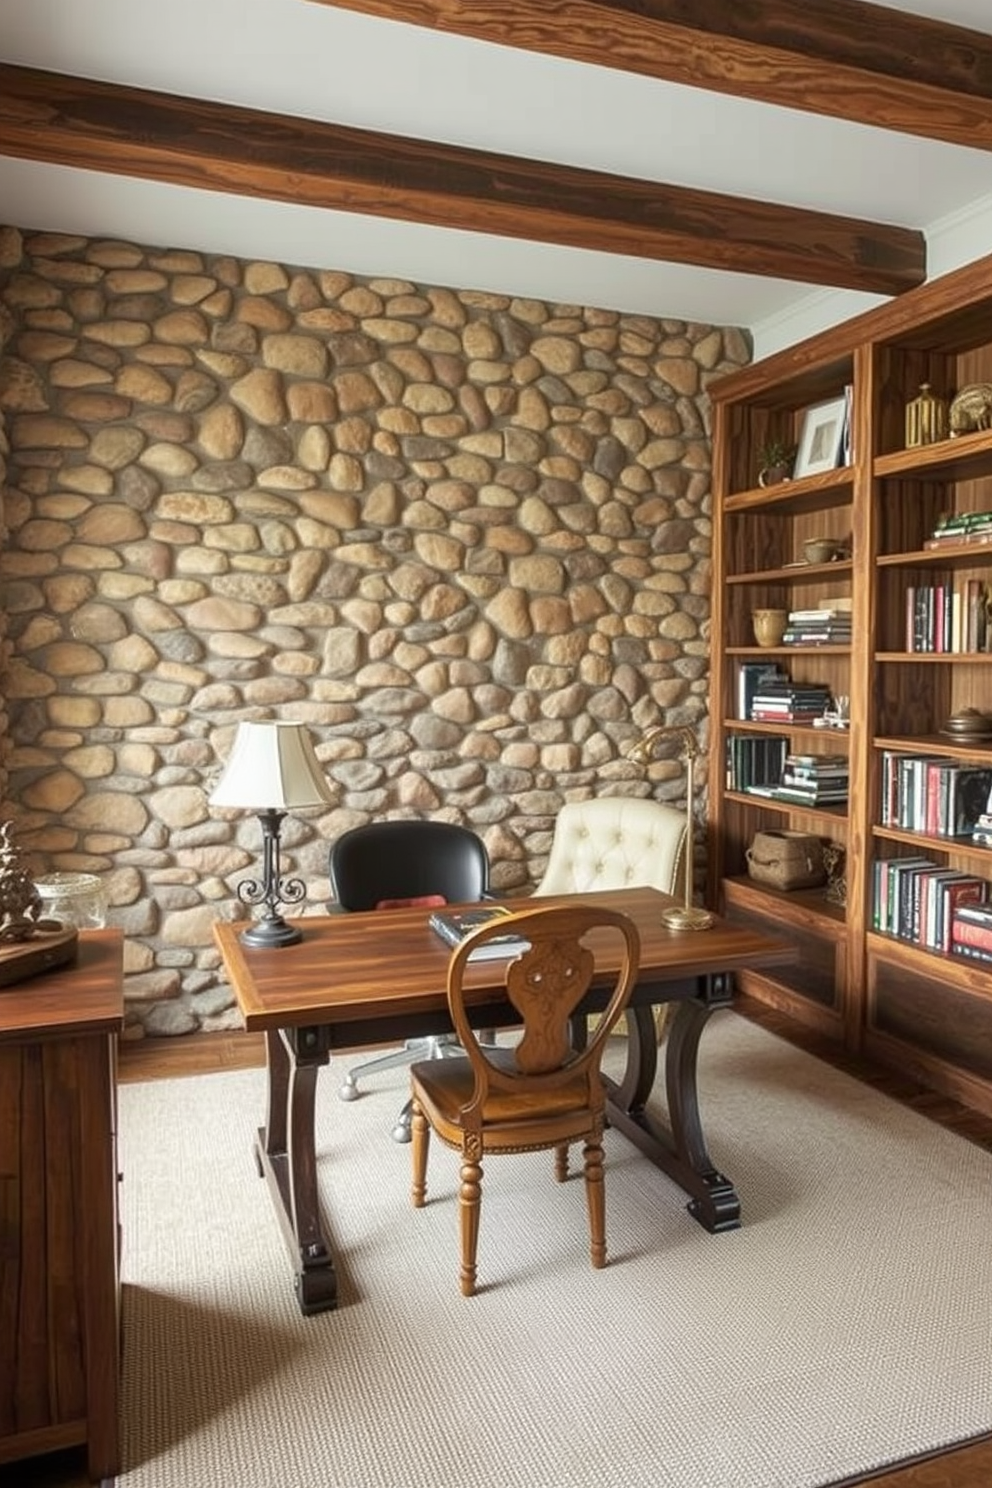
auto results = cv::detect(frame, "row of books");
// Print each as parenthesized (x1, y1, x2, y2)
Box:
(726, 733, 788, 792)
(871, 857, 988, 952)
(904, 581, 991, 654)
(879, 753, 992, 838)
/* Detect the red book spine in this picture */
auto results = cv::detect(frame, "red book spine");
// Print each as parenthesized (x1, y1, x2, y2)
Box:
(951, 917, 992, 953)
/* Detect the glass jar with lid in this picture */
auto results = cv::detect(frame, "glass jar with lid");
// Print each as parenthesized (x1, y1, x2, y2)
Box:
(33, 872, 108, 930)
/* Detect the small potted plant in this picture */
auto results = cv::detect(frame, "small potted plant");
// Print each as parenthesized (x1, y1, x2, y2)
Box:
(757, 438, 797, 487)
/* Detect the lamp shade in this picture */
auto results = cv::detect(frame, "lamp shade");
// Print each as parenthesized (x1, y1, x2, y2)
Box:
(209, 722, 334, 811)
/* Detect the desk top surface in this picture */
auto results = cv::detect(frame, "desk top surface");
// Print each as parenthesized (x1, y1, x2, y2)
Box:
(0, 930, 124, 1042)
(214, 887, 795, 1032)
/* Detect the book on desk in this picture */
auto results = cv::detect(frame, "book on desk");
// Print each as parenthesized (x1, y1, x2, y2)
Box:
(428, 904, 531, 961)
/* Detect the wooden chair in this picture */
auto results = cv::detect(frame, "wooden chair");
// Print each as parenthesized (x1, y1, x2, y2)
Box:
(409, 901, 640, 1296)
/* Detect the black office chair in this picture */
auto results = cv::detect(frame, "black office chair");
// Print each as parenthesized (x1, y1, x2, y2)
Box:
(328, 819, 491, 1142)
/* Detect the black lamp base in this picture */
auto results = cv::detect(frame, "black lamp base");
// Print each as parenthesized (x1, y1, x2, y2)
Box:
(239, 915, 303, 949)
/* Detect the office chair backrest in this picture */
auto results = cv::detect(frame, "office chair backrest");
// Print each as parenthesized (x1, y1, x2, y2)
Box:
(535, 796, 687, 900)
(328, 820, 490, 912)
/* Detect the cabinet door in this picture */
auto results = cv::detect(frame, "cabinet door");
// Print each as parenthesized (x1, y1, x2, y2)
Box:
(0, 1033, 119, 1478)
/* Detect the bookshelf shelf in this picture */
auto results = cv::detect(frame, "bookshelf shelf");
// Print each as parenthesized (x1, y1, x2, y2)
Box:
(708, 249, 992, 1117)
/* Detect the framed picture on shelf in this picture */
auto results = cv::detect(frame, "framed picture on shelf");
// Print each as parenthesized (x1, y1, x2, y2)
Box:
(794, 395, 848, 477)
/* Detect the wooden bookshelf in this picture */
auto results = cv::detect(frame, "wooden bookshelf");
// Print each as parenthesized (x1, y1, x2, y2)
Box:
(707, 251, 992, 1117)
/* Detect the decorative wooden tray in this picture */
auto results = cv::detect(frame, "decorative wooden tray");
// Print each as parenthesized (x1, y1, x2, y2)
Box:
(0, 927, 79, 989)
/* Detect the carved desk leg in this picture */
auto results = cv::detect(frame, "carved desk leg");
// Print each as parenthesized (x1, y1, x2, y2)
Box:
(603, 979, 741, 1234)
(663, 991, 741, 1233)
(255, 1027, 337, 1315)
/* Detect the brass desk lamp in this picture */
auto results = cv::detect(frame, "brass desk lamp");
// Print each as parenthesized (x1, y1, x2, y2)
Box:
(626, 723, 714, 931)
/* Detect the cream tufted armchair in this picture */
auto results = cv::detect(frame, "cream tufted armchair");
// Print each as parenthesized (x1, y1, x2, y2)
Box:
(534, 796, 689, 1041)
(534, 796, 688, 901)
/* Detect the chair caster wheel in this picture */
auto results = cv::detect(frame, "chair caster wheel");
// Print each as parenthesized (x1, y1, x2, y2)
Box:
(392, 1117, 412, 1144)
(339, 1078, 360, 1102)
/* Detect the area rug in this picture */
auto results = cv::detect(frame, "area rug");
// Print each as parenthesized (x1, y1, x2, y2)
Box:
(115, 1011, 992, 1488)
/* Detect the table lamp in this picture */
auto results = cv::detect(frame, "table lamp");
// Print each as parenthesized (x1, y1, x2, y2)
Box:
(626, 723, 714, 931)
(209, 721, 334, 947)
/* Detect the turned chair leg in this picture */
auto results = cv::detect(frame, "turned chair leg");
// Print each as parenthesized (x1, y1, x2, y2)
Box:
(458, 1155, 482, 1297)
(410, 1101, 429, 1208)
(583, 1138, 607, 1269)
(554, 1143, 569, 1181)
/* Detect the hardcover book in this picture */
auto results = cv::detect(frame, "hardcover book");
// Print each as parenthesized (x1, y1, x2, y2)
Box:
(428, 904, 531, 961)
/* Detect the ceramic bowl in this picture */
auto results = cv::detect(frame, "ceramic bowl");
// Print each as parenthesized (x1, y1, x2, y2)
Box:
(941, 708, 992, 738)
(803, 537, 840, 564)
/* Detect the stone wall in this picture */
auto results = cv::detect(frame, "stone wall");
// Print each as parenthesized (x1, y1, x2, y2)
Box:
(0, 225, 750, 1038)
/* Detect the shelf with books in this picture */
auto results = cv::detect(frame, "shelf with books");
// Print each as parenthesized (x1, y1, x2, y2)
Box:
(873, 733, 992, 761)
(726, 790, 849, 827)
(726, 718, 850, 742)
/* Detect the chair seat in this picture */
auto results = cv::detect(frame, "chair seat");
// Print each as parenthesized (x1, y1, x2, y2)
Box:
(410, 1050, 596, 1151)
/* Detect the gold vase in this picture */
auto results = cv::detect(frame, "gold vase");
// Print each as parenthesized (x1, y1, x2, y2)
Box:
(752, 608, 788, 647)
(905, 383, 948, 447)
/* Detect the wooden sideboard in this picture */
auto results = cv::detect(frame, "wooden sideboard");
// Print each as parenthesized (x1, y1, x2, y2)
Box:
(0, 930, 124, 1481)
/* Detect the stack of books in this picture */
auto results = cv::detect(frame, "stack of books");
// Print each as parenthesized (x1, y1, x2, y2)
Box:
(750, 677, 833, 723)
(737, 661, 788, 720)
(776, 752, 849, 804)
(950, 899, 992, 964)
(783, 608, 853, 646)
(925, 510, 992, 548)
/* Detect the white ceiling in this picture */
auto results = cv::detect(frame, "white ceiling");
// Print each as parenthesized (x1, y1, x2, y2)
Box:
(1, 0, 992, 356)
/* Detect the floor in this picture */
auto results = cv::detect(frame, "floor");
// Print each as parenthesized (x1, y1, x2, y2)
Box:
(5, 1001, 992, 1488)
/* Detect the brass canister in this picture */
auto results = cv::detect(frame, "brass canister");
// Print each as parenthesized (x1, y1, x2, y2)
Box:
(905, 383, 948, 447)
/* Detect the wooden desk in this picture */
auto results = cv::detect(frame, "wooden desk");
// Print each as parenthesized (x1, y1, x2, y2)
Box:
(214, 887, 794, 1315)
(0, 931, 124, 1481)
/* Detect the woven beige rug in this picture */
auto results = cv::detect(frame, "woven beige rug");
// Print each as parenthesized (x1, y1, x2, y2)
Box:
(116, 1011, 992, 1487)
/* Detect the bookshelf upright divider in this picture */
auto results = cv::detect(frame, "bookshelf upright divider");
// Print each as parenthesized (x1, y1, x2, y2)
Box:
(707, 252, 992, 1118)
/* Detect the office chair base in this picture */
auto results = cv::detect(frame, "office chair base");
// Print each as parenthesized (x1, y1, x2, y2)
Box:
(392, 1101, 414, 1144)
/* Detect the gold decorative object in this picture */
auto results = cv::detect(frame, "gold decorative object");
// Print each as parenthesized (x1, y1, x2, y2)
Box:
(751, 608, 788, 647)
(949, 382, 992, 436)
(905, 383, 948, 447)
(822, 841, 847, 907)
(625, 724, 714, 931)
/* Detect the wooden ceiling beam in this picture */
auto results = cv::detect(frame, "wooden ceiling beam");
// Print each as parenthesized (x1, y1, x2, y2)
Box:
(310, 0, 992, 152)
(0, 64, 924, 296)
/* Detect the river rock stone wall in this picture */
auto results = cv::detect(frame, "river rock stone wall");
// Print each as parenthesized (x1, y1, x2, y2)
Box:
(0, 224, 749, 1038)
